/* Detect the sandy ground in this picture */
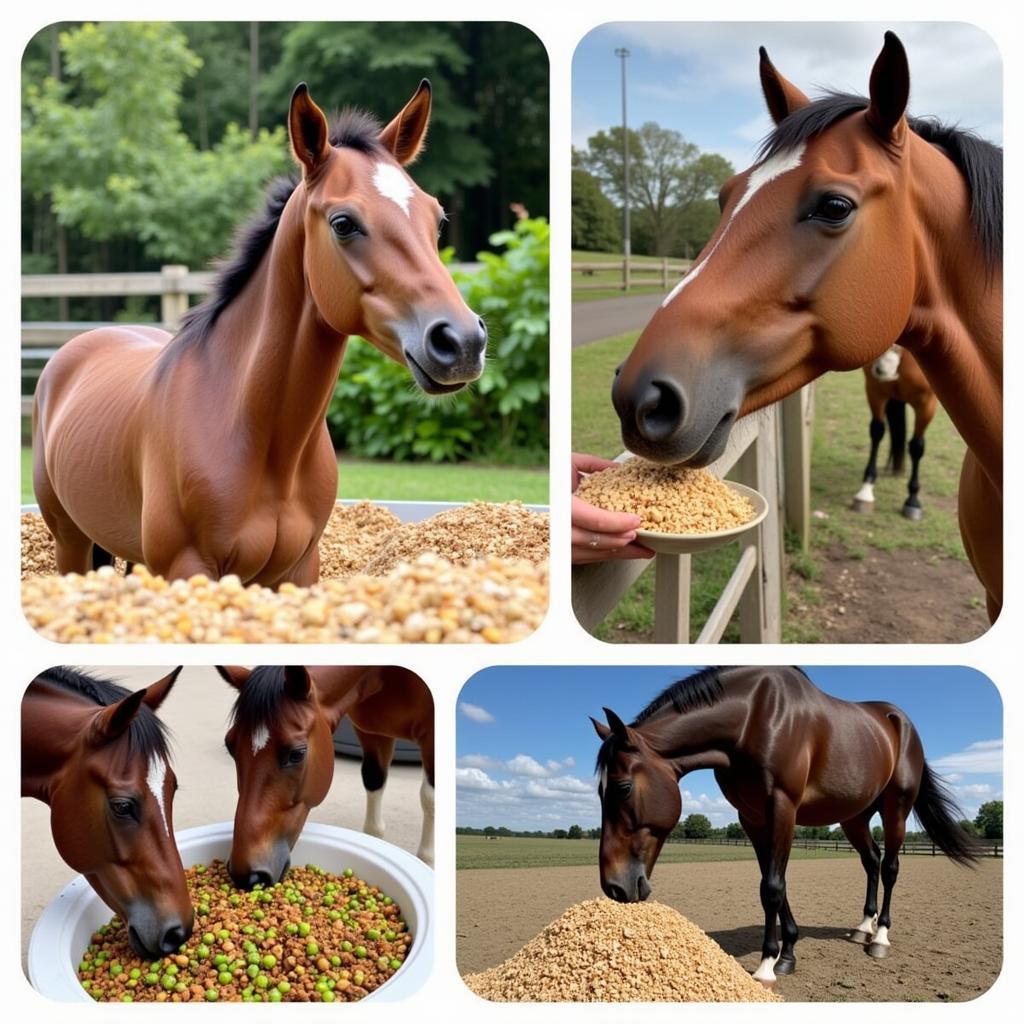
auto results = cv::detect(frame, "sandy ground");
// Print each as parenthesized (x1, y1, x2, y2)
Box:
(22, 665, 429, 969)
(458, 857, 1002, 1002)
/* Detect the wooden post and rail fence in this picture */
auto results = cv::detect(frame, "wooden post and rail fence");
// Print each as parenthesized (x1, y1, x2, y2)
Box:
(673, 835, 1003, 858)
(573, 256, 693, 292)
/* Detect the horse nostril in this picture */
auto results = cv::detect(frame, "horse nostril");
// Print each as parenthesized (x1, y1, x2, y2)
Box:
(246, 870, 274, 890)
(159, 922, 190, 955)
(425, 321, 461, 367)
(605, 883, 628, 903)
(636, 379, 685, 442)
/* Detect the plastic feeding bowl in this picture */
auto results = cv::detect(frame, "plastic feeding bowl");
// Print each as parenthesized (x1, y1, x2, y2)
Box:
(27, 821, 433, 1003)
(634, 482, 769, 556)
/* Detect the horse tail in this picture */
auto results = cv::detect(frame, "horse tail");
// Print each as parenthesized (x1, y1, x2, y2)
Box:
(913, 760, 980, 866)
(885, 399, 907, 473)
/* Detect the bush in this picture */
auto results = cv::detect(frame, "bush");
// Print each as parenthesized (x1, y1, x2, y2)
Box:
(327, 217, 548, 463)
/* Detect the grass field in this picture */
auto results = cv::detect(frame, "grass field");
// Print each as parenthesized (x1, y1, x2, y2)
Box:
(572, 249, 677, 302)
(572, 332, 969, 642)
(457, 835, 856, 870)
(20, 448, 547, 506)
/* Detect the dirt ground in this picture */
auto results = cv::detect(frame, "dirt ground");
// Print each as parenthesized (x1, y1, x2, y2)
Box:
(787, 544, 990, 643)
(457, 857, 1002, 1002)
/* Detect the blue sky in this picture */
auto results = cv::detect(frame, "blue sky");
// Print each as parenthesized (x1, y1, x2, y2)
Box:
(456, 666, 1002, 831)
(573, 22, 1002, 173)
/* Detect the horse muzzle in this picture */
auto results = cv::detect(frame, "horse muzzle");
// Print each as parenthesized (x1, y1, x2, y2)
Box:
(125, 905, 194, 958)
(403, 316, 487, 394)
(602, 872, 652, 904)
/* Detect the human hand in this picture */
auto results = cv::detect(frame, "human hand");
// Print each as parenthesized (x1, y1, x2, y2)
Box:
(571, 453, 655, 565)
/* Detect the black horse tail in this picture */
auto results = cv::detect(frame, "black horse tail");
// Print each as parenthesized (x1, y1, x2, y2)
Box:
(914, 760, 979, 866)
(885, 399, 907, 473)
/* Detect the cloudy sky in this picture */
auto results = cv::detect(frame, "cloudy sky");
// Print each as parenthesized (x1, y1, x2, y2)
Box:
(573, 22, 1002, 172)
(456, 666, 1002, 832)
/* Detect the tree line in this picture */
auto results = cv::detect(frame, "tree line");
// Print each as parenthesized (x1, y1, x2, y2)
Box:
(572, 122, 733, 258)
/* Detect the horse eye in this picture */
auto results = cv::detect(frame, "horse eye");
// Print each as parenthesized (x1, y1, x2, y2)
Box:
(330, 214, 361, 240)
(284, 746, 307, 767)
(612, 779, 633, 799)
(109, 798, 136, 820)
(810, 194, 855, 224)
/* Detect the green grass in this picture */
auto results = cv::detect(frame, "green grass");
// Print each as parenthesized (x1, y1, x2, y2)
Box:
(572, 249, 679, 302)
(572, 337, 968, 643)
(21, 447, 547, 505)
(456, 835, 856, 871)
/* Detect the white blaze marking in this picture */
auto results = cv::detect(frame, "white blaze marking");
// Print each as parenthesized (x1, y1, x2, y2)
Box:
(662, 143, 806, 308)
(871, 347, 902, 381)
(599, 767, 608, 797)
(147, 755, 170, 837)
(373, 162, 414, 216)
(752, 953, 780, 985)
(417, 775, 435, 866)
(251, 723, 270, 756)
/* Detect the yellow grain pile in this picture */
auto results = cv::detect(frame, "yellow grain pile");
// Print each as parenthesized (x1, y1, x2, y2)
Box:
(575, 459, 754, 534)
(318, 502, 402, 578)
(463, 898, 781, 1003)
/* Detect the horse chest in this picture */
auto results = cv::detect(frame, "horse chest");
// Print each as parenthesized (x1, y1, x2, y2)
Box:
(232, 508, 320, 584)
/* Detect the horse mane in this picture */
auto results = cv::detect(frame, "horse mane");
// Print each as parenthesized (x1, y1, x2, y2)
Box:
(594, 667, 725, 772)
(757, 91, 1002, 268)
(229, 665, 290, 736)
(169, 107, 386, 353)
(36, 666, 170, 761)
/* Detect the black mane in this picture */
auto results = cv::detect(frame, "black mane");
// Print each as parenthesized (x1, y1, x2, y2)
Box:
(37, 666, 170, 761)
(757, 91, 1002, 267)
(595, 667, 725, 773)
(168, 107, 386, 353)
(230, 665, 290, 736)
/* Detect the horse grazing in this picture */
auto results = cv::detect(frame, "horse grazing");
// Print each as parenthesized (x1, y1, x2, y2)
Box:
(33, 80, 486, 587)
(611, 33, 1001, 618)
(853, 346, 937, 519)
(22, 666, 193, 958)
(592, 666, 978, 987)
(217, 664, 434, 888)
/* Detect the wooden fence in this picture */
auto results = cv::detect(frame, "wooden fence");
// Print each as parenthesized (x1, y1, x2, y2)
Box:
(674, 836, 1003, 858)
(573, 257, 693, 292)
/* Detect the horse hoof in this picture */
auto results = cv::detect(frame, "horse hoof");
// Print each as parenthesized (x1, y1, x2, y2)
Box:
(851, 499, 874, 513)
(901, 504, 923, 521)
(849, 930, 874, 945)
(867, 942, 890, 959)
(775, 957, 796, 976)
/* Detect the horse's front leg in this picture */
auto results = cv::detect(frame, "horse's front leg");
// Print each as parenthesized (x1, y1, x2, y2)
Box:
(355, 729, 396, 841)
(853, 416, 886, 512)
(417, 731, 435, 866)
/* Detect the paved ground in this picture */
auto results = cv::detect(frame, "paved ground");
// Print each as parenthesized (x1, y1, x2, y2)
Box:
(22, 665, 427, 968)
(572, 293, 664, 346)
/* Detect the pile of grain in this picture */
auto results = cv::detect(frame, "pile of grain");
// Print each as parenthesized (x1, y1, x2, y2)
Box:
(575, 459, 754, 534)
(463, 898, 781, 1003)
(21, 556, 547, 644)
(363, 502, 549, 575)
(20, 512, 58, 577)
(318, 502, 402, 579)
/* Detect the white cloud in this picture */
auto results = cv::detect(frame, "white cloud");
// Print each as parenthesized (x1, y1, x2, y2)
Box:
(931, 739, 1003, 775)
(506, 754, 549, 778)
(457, 753, 578, 779)
(455, 767, 505, 792)
(459, 702, 495, 724)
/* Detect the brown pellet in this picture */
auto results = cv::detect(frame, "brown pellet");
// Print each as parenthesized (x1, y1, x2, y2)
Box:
(463, 898, 781, 1003)
(575, 458, 754, 534)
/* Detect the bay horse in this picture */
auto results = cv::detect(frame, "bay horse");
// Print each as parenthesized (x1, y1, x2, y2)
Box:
(592, 666, 978, 987)
(216, 664, 434, 888)
(33, 80, 486, 586)
(22, 666, 193, 958)
(853, 345, 937, 519)
(611, 33, 1002, 618)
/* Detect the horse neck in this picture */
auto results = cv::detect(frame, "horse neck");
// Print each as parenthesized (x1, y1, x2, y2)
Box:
(207, 188, 349, 469)
(636, 700, 746, 776)
(902, 137, 1002, 483)
(21, 682, 94, 801)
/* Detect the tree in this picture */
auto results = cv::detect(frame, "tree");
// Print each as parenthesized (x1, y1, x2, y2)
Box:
(957, 819, 980, 837)
(682, 813, 712, 839)
(725, 822, 745, 840)
(567, 824, 584, 840)
(552, 828, 568, 840)
(975, 801, 1003, 839)
(571, 168, 619, 252)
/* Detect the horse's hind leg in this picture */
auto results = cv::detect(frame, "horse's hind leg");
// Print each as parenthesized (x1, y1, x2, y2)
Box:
(902, 395, 936, 521)
(416, 729, 435, 866)
(853, 392, 887, 512)
(355, 729, 395, 841)
(841, 811, 881, 943)
(33, 455, 94, 575)
(869, 792, 912, 959)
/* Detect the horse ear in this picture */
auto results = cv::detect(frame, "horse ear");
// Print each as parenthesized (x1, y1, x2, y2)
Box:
(140, 667, 182, 712)
(866, 31, 910, 143)
(216, 666, 252, 690)
(289, 83, 332, 177)
(379, 79, 431, 166)
(590, 716, 612, 741)
(89, 688, 148, 746)
(758, 46, 810, 124)
(283, 665, 313, 702)
(603, 707, 630, 740)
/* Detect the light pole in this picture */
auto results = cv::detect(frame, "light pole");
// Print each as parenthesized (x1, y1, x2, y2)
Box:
(615, 47, 631, 288)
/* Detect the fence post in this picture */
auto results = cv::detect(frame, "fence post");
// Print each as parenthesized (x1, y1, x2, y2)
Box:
(662, 258, 669, 289)
(160, 264, 190, 328)
(781, 384, 815, 550)
(653, 553, 691, 643)
(623, 256, 631, 293)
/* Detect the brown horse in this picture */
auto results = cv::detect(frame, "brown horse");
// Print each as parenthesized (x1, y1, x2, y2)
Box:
(592, 666, 977, 987)
(217, 665, 434, 888)
(611, 33, 1002, 617)
(33, 80, 486, 586)
(22, 666, 193, 958)
(853, 345, 938, 519)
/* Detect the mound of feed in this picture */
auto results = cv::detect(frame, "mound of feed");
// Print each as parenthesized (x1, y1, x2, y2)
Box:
(21, 555, 547, 643)
(78, 860, 411, 1002)
(363, 501, 549, 575)
(462, 898, 781, 1003)
(575, 459, 754, 534)
(318, 502, 403, 579)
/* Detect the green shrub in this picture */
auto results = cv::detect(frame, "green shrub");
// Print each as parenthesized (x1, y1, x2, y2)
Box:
(326, 217, 549, 463)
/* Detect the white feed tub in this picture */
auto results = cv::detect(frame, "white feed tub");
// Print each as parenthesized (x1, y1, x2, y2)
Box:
(28, 821, 433, 1003)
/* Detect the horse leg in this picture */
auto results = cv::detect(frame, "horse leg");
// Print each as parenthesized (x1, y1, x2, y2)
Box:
(868, 796, 910, 959)
(841, 811, 881, 943)
(902, 394, 935, 522)
(416, 729, 435, 866)
(853, 416, 886, 512)
(33, 452, 95, 574)
(354, 729, 395, 841)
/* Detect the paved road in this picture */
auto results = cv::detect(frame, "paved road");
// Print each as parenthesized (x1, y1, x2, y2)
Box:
(571, 292, 665, 347)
